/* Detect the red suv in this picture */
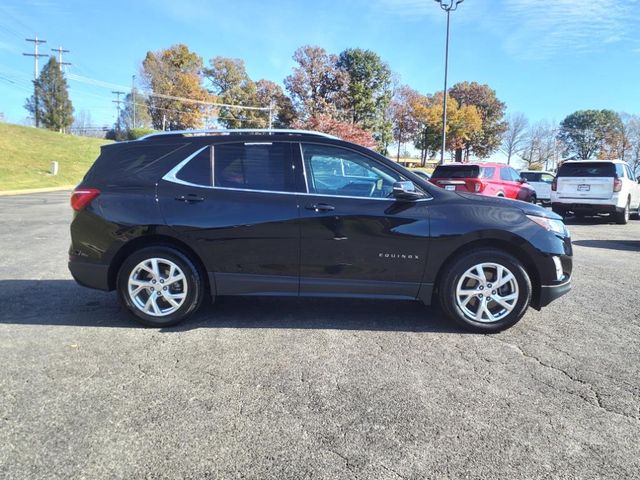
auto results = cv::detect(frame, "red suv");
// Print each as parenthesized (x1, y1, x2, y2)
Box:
(429, 163, 537, 203)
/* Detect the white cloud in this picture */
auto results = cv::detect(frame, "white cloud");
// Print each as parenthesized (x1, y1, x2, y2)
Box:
(374, 0, 640, 59)
(495, 0, 640, 59)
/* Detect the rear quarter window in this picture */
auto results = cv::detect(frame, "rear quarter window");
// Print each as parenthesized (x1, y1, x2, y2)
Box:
(557, 162, 616, 177)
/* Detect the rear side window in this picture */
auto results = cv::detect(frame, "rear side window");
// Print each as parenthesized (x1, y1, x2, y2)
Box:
(557, 162, 616, 177)
(479, 167, 495, 179)
(176, 147, 212, 186)
(431, 165, 480, 178)
(214, 143, 295, 192)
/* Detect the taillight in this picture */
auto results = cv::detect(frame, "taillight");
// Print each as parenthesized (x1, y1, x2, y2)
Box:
(466, 179, 485, 193)
(71, 188, 100, 211)
(613, 177, 622, 192)
(551, 178, 558, 191)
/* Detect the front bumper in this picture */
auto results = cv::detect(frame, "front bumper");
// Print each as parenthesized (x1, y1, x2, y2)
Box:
(535, 278, 571, 309)
(68, 256, 111, 291)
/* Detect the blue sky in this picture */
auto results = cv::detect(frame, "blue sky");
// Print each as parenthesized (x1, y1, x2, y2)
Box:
(1, 0, 639, 129)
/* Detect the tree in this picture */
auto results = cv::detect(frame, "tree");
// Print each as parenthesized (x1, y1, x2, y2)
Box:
(25, 57, 74, 132)
(449, 81, 507, 160)
(620, 114, 640, 174)
(294, 114, 375, 148)
(336, 48, 392, 134)
(501, 113, 529, 165)
(141, 44, 211, 130)
(521, 121, 561, 170)
(117, 88, 152, 131)
(255, 79, 296, 128)
(412, 92, 482, 162)
(72, 110, 92, 136)
(284, 45, 349, 120)
(205, 56, 264, 128)
(558, 109, 623, 159)
(389, 85, 420, 161)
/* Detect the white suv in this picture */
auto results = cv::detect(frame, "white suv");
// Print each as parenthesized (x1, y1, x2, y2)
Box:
(551, 160, 640, 224)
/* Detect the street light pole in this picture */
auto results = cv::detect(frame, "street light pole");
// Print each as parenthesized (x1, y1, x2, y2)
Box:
(434, 0, 464, 165)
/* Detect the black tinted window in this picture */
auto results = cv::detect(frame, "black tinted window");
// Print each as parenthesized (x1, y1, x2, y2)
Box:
(521, 172, 541, 182)
(176, 147, 212, 186)
(557, 162, 616, 177)
(432, 165, 480, 178)
(214, 143, 295, 192)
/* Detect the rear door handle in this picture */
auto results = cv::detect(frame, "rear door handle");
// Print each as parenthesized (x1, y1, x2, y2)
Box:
(175, 194, 205, 203)
(305, 203, 335, 212)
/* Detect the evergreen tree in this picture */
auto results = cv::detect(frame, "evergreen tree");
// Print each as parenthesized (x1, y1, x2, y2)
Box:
(25, 57, 74, 132)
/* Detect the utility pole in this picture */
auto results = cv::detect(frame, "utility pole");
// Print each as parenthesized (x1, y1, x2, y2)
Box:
(112, 90, 125, 132)
(23, 36, 48, 127)
(434, 0, 464, 164)
(51, 46, 71, 71)
(131, 75, 136, 129)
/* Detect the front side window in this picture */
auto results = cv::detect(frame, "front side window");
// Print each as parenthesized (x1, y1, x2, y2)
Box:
(301, 144, 403, 198)
(541, 173, 555, 183)
(499, 167, 512, 181)
(214, 143, 295, 192)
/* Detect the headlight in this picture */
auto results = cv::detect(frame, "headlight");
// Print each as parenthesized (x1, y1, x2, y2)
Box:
(526, 215, 568, 236)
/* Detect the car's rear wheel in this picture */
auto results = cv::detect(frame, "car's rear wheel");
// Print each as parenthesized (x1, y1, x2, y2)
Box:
(530, 194, 537, 204)
(615, 199, 630, 225)
(438, 249, 532, 333)
(117, 246, 204, 327)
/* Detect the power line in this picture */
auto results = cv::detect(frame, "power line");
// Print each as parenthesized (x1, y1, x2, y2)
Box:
(66, 72, 271, 112)
(112, 90, 125, 129)
(23, 36, 47, 80)
(23, 36, 48, 127)
(51, 46, 71, 71)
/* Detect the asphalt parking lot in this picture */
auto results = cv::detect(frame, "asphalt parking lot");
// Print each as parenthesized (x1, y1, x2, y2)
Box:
(0, 191, 639, 479)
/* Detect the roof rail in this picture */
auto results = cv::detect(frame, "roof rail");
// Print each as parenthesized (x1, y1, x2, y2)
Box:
(138, 128, 340, 141)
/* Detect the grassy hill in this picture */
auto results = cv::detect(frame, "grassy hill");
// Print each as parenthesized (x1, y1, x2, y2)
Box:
(0, 122, 112, 191)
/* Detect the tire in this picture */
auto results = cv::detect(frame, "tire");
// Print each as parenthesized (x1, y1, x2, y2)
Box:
(438, 248, 532, 333)
(551, 205, 566, 218)
(530, 194, 537, 204)
(615, 199, 630, 225)
(117, 246, 205, 327)
(631, 204, 640, 220)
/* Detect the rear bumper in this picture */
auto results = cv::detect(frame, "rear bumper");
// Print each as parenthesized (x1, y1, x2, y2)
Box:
(68, 256, 111, 291)
(535, 278, 571, 309)
(552, 202, 617, 215)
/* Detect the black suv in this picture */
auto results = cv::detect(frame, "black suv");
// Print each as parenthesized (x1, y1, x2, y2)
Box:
(69, 129, 572, 332)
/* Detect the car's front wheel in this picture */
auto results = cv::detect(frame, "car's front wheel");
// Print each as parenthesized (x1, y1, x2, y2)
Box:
(117, 246, 205, 327)
(438, 249, 532, 333)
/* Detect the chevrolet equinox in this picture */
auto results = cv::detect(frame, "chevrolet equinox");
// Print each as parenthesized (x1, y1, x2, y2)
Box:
(69, 129, 572, 332)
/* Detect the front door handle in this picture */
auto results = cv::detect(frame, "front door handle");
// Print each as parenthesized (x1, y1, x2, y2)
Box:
(305, 203, 335, 213)
(175, 194, 205, 203)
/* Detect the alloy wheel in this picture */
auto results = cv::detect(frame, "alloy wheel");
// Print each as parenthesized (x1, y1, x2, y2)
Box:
(455, 262, 519, 323)
(127, 258, 188, 317)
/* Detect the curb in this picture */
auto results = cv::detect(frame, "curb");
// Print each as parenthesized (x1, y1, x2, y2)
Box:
(0, 185, 75, 196)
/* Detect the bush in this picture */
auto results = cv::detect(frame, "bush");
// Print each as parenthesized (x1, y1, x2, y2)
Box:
(127, 128, 156, 140)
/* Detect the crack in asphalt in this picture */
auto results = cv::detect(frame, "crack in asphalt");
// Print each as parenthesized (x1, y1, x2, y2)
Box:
(487, 336, 640, 423)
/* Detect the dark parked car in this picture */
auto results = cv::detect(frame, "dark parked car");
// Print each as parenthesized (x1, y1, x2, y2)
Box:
(69, 129, 572, 332)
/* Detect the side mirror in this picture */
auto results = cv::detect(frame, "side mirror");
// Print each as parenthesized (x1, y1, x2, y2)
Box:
(392, 181, 421, 200)
(519, 178, 527, 183)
